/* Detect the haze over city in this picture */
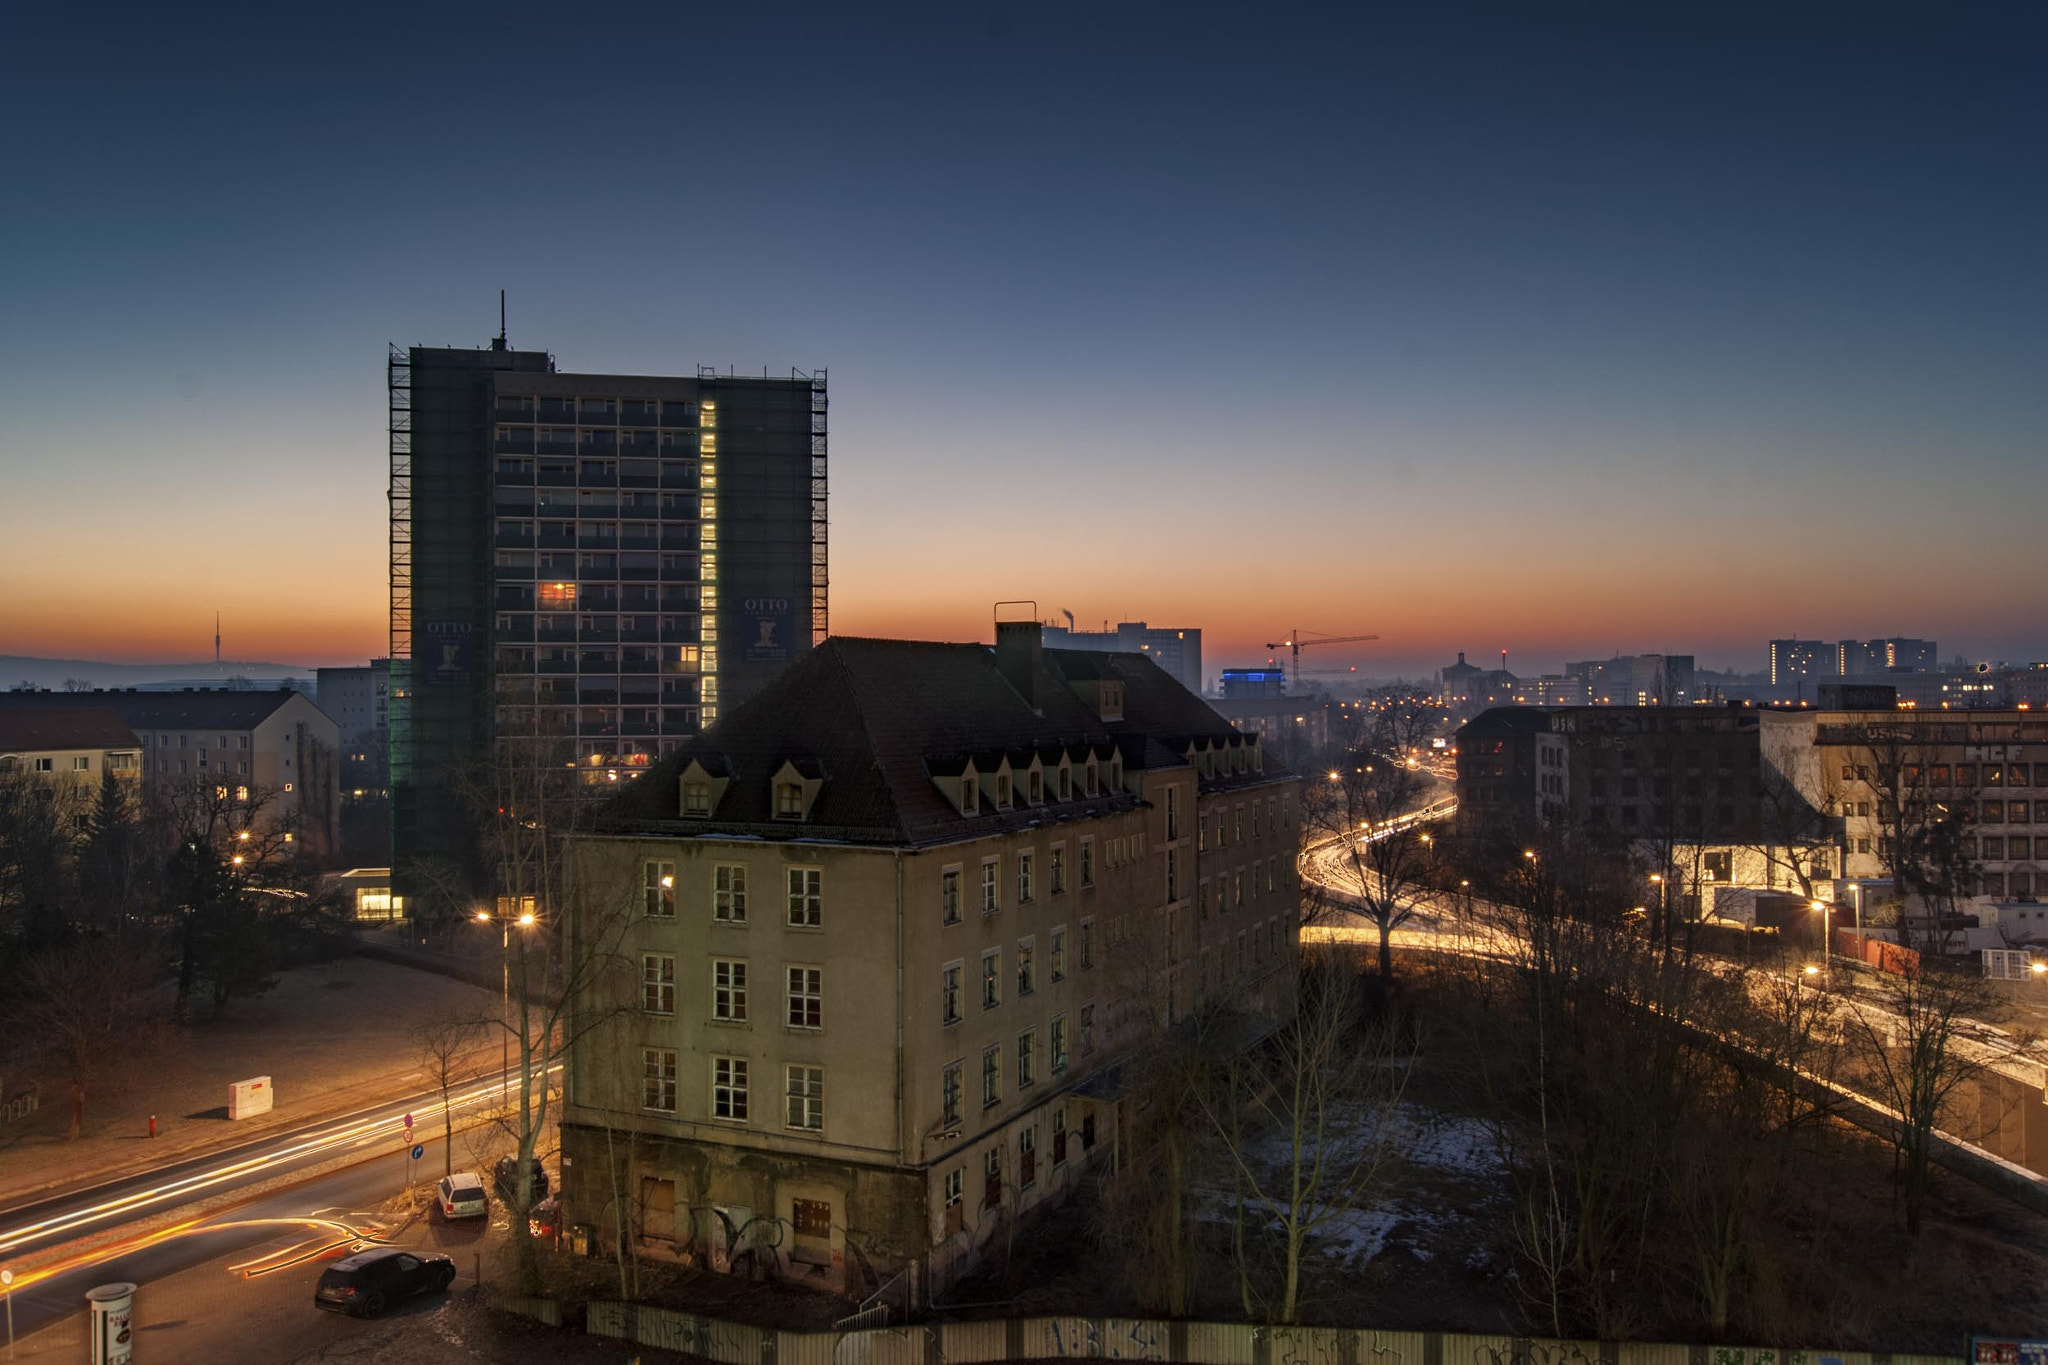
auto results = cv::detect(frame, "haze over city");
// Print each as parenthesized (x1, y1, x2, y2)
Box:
(4, 4, 2044, 675)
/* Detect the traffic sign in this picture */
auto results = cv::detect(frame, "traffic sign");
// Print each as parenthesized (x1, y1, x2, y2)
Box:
(410, 1144, 424, 1162)
(403, 1112, 414, 1128)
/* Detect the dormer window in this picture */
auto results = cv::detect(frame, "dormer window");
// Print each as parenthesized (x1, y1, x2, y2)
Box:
(684, 780, 712, 816)
(961, 776, 978, 815)
(1058, 763, 1072, 800)
(775, 782, 805, 820)
(996, 773, 1012, 809)
(1111, 755, 1123, 788)
(1027, 768, 1043, 805)
(1084, 758, 1098, 796)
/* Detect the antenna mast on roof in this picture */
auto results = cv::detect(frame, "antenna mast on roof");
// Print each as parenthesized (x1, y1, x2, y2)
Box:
(492, 290, 508, 351)
(215, 613, 222, 669)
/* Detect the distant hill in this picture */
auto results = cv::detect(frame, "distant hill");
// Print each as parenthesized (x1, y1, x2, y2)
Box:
(1, 655, 319, 692)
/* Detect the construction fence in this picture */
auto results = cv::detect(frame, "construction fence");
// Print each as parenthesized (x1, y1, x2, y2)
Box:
(583, 1304, 1962, 1365)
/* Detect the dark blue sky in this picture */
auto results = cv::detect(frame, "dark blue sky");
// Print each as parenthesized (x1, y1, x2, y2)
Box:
(3, 4, 2042, 675)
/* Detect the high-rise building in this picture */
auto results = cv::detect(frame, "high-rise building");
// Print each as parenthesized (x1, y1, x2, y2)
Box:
(1768, 639, 1835, 686)
(1040, 617, 1203, 694)
(1838, 638, 1937, 676)
(388, 339, 826, 899)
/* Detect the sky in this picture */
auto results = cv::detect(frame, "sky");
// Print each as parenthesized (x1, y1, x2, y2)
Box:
(2, 3, 2043, 681)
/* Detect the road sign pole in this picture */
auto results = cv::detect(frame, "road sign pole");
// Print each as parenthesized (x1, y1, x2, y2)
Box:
(3, 1266, 15, 1361)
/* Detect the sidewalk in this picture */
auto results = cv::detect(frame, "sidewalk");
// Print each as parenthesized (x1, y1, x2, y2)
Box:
(0, 956, 501, 1211)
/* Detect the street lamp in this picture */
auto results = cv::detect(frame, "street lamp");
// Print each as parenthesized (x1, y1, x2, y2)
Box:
(1810, 901, 1831, 990)
(476, 906, 539, 1091)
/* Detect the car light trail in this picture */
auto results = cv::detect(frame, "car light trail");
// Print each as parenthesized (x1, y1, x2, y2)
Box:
(0, 1066, 557, 1260)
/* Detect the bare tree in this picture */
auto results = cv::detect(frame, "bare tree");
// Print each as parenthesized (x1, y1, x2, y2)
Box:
(1841, 963, 2025, 1236)
(412, 1007, 488, 1178)
(1306, 705, 1442, 984)
(458, 715, 641, 1295)
(13, 933, 168, 1138)
(1198, 948, 1412, 1324)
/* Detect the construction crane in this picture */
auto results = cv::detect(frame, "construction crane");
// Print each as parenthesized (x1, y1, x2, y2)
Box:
(1265, 630, 1380, 685)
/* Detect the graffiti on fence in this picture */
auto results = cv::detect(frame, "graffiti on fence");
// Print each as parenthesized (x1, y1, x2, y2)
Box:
(1041, 1318, 1168, 1359)
(1364, 1333, 1410, 1365)
(1269, 1329, 1340, 1365)
(1473, 1341, 1597, 1365)
(1708, 1352, 1843, 1365)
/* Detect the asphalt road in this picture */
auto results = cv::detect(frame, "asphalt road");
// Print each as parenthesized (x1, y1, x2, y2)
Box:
(0, 1069, 534, 1338)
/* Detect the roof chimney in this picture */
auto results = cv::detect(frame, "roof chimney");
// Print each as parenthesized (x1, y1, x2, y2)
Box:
(994, 613, 1043, 714)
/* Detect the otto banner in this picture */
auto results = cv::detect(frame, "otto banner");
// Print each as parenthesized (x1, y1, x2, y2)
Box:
(740, 597, 796, 664)
(421, 620, 475, 686)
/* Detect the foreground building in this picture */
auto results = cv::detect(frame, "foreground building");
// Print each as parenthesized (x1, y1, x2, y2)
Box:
(387, 338, 827, 901)
(559, 624, 1300, 1308)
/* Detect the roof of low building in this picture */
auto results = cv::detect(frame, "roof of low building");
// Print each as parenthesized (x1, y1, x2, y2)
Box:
(0, 688, 314, 731)
(601, 634, 1289, 845)
(0, 707, 140, 754)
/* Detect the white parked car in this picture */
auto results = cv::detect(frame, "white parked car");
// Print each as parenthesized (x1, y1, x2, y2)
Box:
(437, 1172, 488, 1219)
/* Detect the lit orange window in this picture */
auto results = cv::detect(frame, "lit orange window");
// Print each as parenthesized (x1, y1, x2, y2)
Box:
(538, 582, 577, 608)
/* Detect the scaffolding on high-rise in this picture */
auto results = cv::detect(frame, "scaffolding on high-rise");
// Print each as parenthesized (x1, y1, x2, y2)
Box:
(386, 344, 413, 785)
(809, 369, 829, 645)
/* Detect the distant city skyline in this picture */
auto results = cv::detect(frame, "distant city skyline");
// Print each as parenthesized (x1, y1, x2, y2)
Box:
(3, 6, 2043, 676)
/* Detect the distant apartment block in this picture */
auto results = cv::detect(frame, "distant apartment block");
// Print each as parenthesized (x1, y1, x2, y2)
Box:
(1768, 639, 1834, 687)
(387, 339, 826, 899)
(1041, 617, 1202, 694)
(0, 690, 339, 854)
(0, 708, 141, 795)
(1839, 637, 1937, 676)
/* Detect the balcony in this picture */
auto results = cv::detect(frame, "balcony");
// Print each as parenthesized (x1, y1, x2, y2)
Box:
(659, 529, 698, 552)
(494, 430, 535, 455)
(660, 403, 696, 428)
(536, 461, 576, 487)
(660, 436, 697, 458)
(579, 431, 618, 457)
(536, 400, 576, 424)
(536, 529, 576, 550)
(620, 431, 659, 455)
(536, 624, 577, 644)
(493, 399, 536, 423)
(578, 530, 620, 549)
(621, 653, 660, 674)
(578, 405, 618, 426)
(620, 402, 660, 428)
(496, 621, 535, 642)
(495, 527, 535, 548)
(537, 657, 577, 674)
(578, 462, 618, 487)
(659, 560, 699, 583)
(578, 688, 620, 706)
(536, 431, 576, 457)
(661, 462, 699, 488)
(580, 621, 619, 643)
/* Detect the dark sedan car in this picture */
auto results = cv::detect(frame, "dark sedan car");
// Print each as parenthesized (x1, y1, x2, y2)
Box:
(313, 1247, 455, 1318)
(492, 1154, 550, 1205)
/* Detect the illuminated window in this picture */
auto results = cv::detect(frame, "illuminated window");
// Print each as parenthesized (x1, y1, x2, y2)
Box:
(775, 782, 804, 820)
(683, 780, 711, 816)
(538, 582, 577, 608)
(643, 860, 676, 917)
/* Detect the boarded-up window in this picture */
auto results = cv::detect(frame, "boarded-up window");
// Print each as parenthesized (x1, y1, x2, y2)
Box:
(791, 1197, 832, 1267)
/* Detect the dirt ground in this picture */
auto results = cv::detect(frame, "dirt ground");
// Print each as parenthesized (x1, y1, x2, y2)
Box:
(0, 955, 500, 1204)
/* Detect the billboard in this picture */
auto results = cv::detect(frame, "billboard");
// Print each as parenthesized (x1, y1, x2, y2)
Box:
(420, 620, 475, 686)
(740, 597, 797, 665)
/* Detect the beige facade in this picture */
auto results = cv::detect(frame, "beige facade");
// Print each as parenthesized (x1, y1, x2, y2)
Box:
(558, 632, 1300, 1310)
(0, 712, 141, 799)
(1763, 707, 2048, 904)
